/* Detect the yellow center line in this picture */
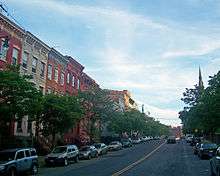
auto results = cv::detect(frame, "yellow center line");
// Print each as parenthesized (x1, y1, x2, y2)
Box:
(111, 142, 166, 176)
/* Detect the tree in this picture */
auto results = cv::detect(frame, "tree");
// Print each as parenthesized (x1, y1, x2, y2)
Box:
(78, 87, 119, 141)
(0, 66, 41, 136)
(40, 94, 84, 146)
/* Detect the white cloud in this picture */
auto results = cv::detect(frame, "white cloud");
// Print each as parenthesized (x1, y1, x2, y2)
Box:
(162, 41, 220, 59)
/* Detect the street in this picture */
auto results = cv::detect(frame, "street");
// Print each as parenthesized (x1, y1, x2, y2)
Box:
(39, 140, 210, 176)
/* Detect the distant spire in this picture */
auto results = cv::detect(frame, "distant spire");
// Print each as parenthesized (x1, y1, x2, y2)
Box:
(141, 104, 144, 113)
(199, 67, 204, 89)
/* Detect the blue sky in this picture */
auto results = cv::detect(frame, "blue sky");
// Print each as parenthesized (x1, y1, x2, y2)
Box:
(4, 0, 220, 126)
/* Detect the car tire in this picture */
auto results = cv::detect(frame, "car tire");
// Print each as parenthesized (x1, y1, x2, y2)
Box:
(9, 168, 17, 176)
(31, 164, 38, 175)
(88, 154, 91, 160)
(74, 156, 79, 163)
(64, 158, 69, 166)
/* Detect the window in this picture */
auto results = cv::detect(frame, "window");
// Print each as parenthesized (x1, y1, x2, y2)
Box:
(22, 52, 28, 69)
(25, 150, 30, 157)
(47, 88, 52, 94)
(17, 120, 22, 133)
(60, 72, 64, 85)
(39, 86, 44, 93)
(40, 62, 45, 77)
(72, 75, 75, 87)
(54, 68, 58, 82)
(67, 72, 70, 84)
(30, 150, 37, 156)
(47, 64, 52, 80)
(0, 39, 7, 60)
(16, 151, 25, 160)
(77, 79, 80, 89)
(32, 57, 37, 73)
(12, 48, 19, 65)
(27, 121, 32, 133)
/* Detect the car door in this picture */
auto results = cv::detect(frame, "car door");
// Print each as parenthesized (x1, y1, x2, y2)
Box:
(67, 148, 72, 160)
(15, 150, 27, 172)
(24, 150, 32, 170)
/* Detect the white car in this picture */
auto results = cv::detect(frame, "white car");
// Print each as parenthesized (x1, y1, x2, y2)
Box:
(108, 141, 122, 151)
(132, 138, 141, 144)
(141, 136, 149, 142)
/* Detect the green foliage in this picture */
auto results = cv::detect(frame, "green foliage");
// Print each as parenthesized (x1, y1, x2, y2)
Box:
(0, 66, 41, 121)
(40, 94, 84, 145)
(180, 71, 220, 134)
(108, 109, 170, 137)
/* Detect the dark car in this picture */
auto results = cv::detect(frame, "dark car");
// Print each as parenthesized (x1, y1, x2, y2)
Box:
(79, 146, 98, 160)
(198, 143, 218, 159)
(121, 139, 132, 148)
(45, 145, 79, 166)
(210, 147, 220, 176)
(0, 148, 38, 176)
(94, 143, 108, 155)
(167, 136, 176, 144)
(190, 137, 201, 146)
(193, 143, 201, 155)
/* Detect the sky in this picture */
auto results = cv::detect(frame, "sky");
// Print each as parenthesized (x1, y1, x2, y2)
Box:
(3, 0, 220, 126)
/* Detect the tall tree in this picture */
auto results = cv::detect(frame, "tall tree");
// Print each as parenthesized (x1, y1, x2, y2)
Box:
(40, 94, 84, 146)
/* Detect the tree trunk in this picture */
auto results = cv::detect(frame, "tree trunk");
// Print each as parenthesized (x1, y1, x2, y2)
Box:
(52, 132, 56, 148)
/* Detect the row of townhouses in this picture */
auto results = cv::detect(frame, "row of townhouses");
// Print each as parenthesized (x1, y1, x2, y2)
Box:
(0, 12, 138, 146)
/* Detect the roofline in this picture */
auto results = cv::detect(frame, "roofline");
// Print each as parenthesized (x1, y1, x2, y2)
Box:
(65, 55, 84, 71)
(26, 31, 51, 51)
(0, 12, 25, 35)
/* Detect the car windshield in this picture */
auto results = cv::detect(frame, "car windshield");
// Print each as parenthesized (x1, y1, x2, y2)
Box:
(52, 147, 67, 153)
(94, 144, 101, 148)
(80, 147, 90, 151)
(203, 143, 217, 149)
(0, 151, 15, 161)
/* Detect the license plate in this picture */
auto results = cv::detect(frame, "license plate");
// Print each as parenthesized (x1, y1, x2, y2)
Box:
(50, 160, 54, 162)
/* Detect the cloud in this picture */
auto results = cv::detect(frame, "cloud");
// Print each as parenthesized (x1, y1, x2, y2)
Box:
(162, 41, 220, 59)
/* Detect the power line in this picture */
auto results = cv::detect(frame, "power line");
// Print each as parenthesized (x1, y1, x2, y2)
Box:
(0, 2, 25, 29)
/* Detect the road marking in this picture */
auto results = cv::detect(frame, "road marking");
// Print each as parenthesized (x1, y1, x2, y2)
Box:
(111, 142, 166, 176)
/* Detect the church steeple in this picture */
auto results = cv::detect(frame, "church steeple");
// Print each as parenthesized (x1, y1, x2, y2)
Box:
(199, 67, 204, 90)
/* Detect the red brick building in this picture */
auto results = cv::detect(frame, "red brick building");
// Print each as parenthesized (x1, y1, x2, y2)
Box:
(0, 13, 24, 70)
(46, 48, 68, 95)
(64, 72, 99, 145)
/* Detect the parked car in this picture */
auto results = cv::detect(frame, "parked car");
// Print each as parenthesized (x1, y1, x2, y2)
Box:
(167, 136, 176, 144)
(94, 143, 108, 155)
(141, 136, 149, 142)
(198, 143, 218, 159)
(186, 134, 194, 143)
(193, 143, 201, 155)
(45, 145, 79, 166)
(0, 148, 38, 176)
(190, 137, 201, 146)
(108, 141, 123, 151)
(121, 139, 132, 148)
(210, 147, 220, 176)
(79, 145, 98, 159)
(132, 138, 141, 144)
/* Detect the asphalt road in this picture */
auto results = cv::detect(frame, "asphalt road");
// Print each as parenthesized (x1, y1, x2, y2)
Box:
(39, 140, 210, 176)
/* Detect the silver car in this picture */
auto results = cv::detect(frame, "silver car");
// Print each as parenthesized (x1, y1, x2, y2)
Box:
(94, 143, 108, 155)
(45, 145, 79, 166)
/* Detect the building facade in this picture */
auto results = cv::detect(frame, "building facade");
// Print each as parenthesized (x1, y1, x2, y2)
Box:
(46, 48, 68, 95)
(0, 13, 24, 70)
(14, 31, 50, 137)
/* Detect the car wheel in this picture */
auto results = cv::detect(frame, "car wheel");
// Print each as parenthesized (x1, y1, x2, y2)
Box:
(64, 158, 69, 166)
(9, 168, 17, 176)
(31, 164, 38, 175)
(88, 154, 91, 160)
(217, 168, 220, 176)
(74, 156, 79, 163)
